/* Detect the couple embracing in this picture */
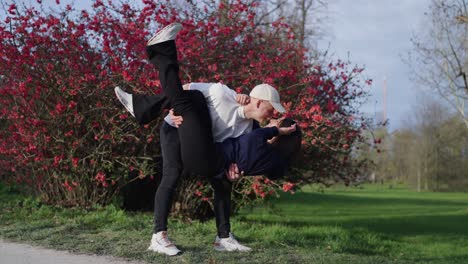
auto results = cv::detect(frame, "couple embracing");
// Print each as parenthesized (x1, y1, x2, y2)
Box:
(115, 23, 302, 256)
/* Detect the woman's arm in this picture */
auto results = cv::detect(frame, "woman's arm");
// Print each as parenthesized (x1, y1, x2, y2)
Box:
(226, 163, 243, 182)
(252, 127, 280, 140)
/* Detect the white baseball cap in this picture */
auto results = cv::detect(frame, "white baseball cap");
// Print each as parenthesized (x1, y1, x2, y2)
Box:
(249, 83, 286, 113)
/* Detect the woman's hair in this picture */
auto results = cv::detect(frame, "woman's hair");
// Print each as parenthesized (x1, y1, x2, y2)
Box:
(272, 118, 302, 162)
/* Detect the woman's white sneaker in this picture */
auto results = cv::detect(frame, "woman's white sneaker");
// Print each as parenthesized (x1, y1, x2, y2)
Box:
(147, 231, 181, 256)
(114, 86, 135, 117)
(213, 233, 252, 252)
(147, 23, 182, 46)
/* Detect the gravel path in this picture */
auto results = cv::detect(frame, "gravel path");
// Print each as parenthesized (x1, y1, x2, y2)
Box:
(0, 240, 145, 264)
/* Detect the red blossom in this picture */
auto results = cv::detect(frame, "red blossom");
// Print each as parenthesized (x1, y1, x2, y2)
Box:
(64, 130, 73, 137)
(55, 103, 66, 114)
(8, 4, 16, 15)
(282, 182, 295, 193)
(71, 157, 79, 167)
(62, 181, 73, 191)
(95, 171, 106, 184)
(312, 114, 323, 123)
(53, 154, 64, 167)
(326, 99, 338, 113)
(122, 71, 133, 82)
(68, 101, 77, 109)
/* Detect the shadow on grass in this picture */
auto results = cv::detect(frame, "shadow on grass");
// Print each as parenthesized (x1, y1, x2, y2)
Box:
(247, 213, 468, 237)
(248, 192, 468, 229)
(275, 191, 468, 208)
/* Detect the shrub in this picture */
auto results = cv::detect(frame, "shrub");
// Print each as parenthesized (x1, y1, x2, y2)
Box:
(0, 0, 372, 217)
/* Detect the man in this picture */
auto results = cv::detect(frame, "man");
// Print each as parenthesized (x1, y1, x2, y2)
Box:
(115, 81, 283, 141)
(115, 23, 285, 256)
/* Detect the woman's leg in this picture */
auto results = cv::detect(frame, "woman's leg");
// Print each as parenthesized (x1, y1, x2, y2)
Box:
(146, 41, 223, 177)
(146, 40, 190, 114)
(211, 176, 252, 252)
(154, 122, 182, 233)
(211, 175, 233, 238)
(132, 93, 169, 125)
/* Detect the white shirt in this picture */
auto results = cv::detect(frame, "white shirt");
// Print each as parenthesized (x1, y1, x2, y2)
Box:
(164, 83, 253, 142)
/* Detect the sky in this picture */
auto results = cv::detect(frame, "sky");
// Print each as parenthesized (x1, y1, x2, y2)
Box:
(317, 0, 431, 131)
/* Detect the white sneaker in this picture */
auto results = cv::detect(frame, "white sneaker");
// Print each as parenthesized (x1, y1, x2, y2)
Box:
(213, 233, 252, 252)
(114, 86, 135, 117)
(147, 231, 181, 256)
(147, 23, 183, 46)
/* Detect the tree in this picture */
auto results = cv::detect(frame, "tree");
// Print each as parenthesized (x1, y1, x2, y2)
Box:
(390, 129, 418, 184)
(370, 94, 468, 192)
(436, 114, 468, 190)
(407, 0, 468, 129)
(253, 0, 328, 48)
(411, 96, 450, 191)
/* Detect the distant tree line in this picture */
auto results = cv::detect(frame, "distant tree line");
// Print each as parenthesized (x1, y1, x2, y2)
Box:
(359, 96, 468, 192)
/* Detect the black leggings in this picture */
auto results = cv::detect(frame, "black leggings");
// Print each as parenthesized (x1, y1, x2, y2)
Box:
(145, 40, 223, 177)
(154, 122, 232, 238)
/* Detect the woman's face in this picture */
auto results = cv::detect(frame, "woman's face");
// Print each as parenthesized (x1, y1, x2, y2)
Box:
(266, 118, 283, 128)
(266, 118, 284, 144)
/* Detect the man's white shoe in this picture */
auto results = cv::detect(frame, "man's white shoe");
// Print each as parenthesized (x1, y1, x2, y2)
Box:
(213, 233, 252, 252)
(147, 231, 181, 256)
(114, 86, 135, 117)
(147, 23, 183, 46)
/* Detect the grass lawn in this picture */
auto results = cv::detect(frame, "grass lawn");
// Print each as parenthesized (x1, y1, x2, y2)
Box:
(0, 183, 467, 263)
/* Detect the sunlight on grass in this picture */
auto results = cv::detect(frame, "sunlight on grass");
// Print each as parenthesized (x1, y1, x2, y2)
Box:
(236, 183, 468, 262)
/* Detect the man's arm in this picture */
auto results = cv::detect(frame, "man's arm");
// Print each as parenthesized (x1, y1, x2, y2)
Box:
(171, 83, 250, 126)
(168, 109, 183, 127)
(166, 84, 189, 127)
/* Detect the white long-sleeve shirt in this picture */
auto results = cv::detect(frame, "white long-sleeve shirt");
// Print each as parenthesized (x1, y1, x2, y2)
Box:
(164, 83, 253, 142)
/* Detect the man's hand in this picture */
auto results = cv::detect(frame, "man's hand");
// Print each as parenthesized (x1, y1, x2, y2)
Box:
(169, 109, 183, 127)
(278, 124, 296, 135)
(226, 163, 243, 182)
(236, 94, 250, 105)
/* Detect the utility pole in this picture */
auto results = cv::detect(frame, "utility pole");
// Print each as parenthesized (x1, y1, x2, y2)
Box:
(383, 77, 387, 124)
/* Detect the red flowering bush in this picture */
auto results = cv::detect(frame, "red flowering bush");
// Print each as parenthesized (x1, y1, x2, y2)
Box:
(0, 0, 371, 216)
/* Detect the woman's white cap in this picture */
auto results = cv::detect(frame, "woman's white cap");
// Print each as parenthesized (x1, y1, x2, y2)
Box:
(249, 84, 286, 113)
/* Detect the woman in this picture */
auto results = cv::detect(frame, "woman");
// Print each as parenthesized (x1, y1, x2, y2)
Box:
(217, 117, 301, 181)
(149, 114, 301, 255)
(211, 117, 301, 252)
(116, 23, 301, 255)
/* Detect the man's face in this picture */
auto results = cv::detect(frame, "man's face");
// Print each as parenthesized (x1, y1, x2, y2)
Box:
(255, 100, 275, 123)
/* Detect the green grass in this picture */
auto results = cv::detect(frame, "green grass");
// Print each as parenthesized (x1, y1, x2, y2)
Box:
(0, 183, 467, 263)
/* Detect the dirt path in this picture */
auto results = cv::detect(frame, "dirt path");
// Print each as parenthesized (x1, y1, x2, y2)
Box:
(0, 239, 145, 264)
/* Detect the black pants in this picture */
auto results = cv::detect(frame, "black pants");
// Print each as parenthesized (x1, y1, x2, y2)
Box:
(143, 40, 223, 177)
(154, 122, 232, 238)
